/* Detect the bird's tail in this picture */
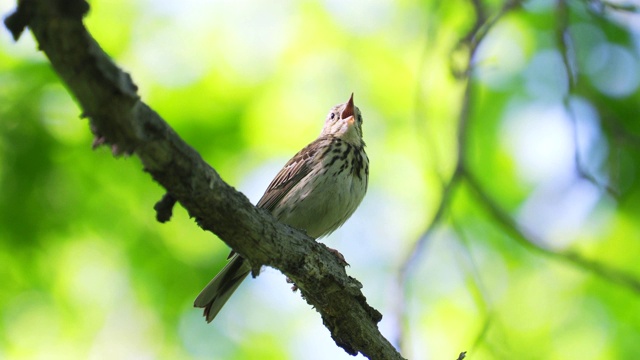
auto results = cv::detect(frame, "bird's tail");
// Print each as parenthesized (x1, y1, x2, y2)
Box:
(194, 254, 250, 322)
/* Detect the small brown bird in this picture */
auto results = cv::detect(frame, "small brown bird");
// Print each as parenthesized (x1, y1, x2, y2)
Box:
(194, 94, 369, 322)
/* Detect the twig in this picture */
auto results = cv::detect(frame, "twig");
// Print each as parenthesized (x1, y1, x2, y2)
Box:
(555, 0, 619, 198)
(395, 168, 463, 351)
(585, 0, 640, 15)
(451, 218, 494, 352)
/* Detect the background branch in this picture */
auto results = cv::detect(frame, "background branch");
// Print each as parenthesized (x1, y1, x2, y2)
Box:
(395, 0, 640, 355)
(464, 171, 640, 294)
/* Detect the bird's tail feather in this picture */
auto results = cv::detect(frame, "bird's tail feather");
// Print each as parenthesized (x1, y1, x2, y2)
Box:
(194, 254, 250, 322)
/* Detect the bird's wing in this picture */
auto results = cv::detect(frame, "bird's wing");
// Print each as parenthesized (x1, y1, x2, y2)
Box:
(256, 140, 323, 212)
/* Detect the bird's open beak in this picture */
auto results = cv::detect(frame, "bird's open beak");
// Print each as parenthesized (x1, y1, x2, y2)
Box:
(341, 93, 355, 125)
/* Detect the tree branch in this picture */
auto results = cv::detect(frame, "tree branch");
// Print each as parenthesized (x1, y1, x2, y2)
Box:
(4, 1, 403, 358)
(465, 171, 640, 294)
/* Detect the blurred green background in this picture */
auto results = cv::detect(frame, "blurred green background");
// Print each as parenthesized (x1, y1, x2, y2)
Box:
(2, 0, 640, 359)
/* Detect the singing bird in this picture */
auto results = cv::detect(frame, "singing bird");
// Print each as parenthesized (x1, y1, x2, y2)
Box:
(194, 94, 369, 322)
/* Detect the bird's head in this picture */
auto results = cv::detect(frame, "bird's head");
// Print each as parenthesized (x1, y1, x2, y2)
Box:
(321, 93, 364, 146)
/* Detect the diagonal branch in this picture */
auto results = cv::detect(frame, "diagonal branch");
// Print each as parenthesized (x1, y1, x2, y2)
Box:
(465, 171, 640, 294)
(4, 1, 403, 358)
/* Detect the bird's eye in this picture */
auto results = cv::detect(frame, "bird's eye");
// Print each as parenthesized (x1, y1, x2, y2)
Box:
(330, 113, 336, 119)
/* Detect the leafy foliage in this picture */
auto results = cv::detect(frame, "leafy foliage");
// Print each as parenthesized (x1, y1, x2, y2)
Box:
(1, 0, 639, 358)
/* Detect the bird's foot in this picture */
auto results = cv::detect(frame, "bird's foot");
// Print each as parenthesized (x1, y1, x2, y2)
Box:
(327, 247, 350, 267)
(286, 277, 298, 292)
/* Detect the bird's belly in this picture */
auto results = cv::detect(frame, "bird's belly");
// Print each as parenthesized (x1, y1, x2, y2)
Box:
(273, 167, 367, 239)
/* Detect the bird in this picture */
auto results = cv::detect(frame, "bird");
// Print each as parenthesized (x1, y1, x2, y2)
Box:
(194, 93, 369, 322)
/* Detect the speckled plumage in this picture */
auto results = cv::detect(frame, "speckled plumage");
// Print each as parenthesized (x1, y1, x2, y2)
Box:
(194, 94, 368, 322)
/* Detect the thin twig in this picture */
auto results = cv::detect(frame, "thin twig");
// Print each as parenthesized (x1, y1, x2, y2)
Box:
(555, 0, 620, 198)
(585, 0, 640, 15)
(395, 168, 463, 351)
(451, 218, 494, 352)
